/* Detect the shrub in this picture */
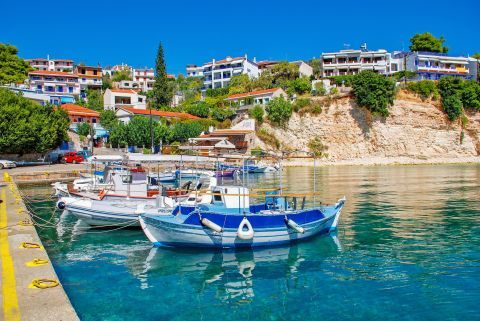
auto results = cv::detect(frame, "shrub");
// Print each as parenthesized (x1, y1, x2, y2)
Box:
(308, 137, 328, 157)
(330, 87, 338, 95)
(77, 122, 92, 137)
(206, 87, 229, 97)
(287, 76, 311, 95)
(352, 71, 396, 117)
(257, 128, 280, 149)
(442, 95, 463, 121)
(171, 120, 205, 143)
(185, 101, 210, 118)
(313, 82, 327, 96)
(249, 105, 265, 124)
(210, 106, 235, 122)
(265, 97, 293, 127)
(461, 81, 480, 111)
(292, 98, 310, 112)
(330, 75, 356, 86)
(407, 80, 439, 100)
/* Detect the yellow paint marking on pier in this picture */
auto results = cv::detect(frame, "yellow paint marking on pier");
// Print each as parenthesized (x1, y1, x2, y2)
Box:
(0, 189, 21, 321)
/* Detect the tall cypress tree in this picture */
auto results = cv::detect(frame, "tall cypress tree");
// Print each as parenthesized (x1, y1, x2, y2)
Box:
(152, 42, 173, 108)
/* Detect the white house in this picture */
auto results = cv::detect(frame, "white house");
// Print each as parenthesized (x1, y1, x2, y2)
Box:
(291, 61, 314, 78)
(115, 107, 199, 124)
(25, 57, 74, 72)
(186, 55, 259, 90)
(321, 47, 397, 77)
(132, 68, 155, 92)
(396, 51, 478, 81)
(226, 88, 287, 111)
(103, 89, 146, 110)
(28, 70, 80, 104)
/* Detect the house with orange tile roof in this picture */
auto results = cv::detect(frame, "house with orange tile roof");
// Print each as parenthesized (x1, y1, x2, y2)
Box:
(115, 106, 199, 124)
(104, 88, 147, 110)
(60, 104, 109, 139)
(28, 70, 80, 103)
(186, 54, 259, 91)
(226, 88, 287, 111)
(75, 65, 103, 97)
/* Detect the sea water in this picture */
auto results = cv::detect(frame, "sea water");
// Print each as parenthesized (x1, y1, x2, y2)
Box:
(22, 164, 480, 321)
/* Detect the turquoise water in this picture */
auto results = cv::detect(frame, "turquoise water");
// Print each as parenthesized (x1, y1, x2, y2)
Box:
(22, 165, 480, 321)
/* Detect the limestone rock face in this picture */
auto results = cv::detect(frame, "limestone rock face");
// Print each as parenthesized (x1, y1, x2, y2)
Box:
(256, 95, 480, 163)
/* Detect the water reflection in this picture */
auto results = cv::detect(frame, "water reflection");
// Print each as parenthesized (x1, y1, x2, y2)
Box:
(131, 233, 342, 303)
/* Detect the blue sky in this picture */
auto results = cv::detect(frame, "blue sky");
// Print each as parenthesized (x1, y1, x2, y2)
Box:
(1, 0, 478, 75)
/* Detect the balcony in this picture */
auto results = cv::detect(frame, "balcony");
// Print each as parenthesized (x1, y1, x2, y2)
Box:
(417, 65, 469, 74)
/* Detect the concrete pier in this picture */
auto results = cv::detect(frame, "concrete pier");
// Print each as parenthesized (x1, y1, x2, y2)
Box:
(0, 173, 79, 321)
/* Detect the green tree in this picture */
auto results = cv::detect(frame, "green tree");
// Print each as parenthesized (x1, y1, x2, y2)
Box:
(248, 105, 264, 124)
(111, 69, 131, 82)
(0, 44, 31, 85)
(126, 116, 152, 147)
(86, 89, 103, 111)
(77, 122, 93, 137)
(171, 120, 205, 142)
(210, 106, 235, 122)
(472, 53, 480, 60)
(461, 81, 480, 111)
(409, 32, 448, 53)
(229, 74, 253, 94)
(309, 59, 322, 78)
(0, 88, 69, 153)
(99, 109, 118, 131)
(352, 71, 396, 117)
(152, 42, 173, 108)
(288, 76, 311, 95)
(441, 95, 463, 121)
(406, 80, 439, 100)
(270, 62, 300, 87)
(154, 122, 173, 144)
(185, 101, 210, 118)
(265, 97, 293, 127)
(102, 73, 112, 90)
(109, 122, 128, 147)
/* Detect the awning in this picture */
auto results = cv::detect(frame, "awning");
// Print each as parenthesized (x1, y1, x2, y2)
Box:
(440, 60, 468, 65)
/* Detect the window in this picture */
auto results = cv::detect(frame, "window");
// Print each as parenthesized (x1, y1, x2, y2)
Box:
(92, 118, 97, 123)
(69, 87, 73, 93)
(93, 70, 97, 75)
(213, 190, 222, 202)
(78, 117, 83, 122)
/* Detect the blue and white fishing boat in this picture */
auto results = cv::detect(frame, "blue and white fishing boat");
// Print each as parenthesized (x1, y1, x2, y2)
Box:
(139, 185, 345, 248)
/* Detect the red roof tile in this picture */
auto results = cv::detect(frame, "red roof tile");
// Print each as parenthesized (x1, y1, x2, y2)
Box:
(110, 89, 138, 94)
(227, 88, 281, 100)
(119, 107, 200, 120)
(61, 104, 100, 117)
(29, 70, 78, 77)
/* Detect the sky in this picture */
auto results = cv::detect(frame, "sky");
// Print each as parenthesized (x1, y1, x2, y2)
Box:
(1, 0, 478, 75)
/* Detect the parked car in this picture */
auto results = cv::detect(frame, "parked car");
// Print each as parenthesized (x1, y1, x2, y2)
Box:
(62, 152, 84, 164)
(76, 150, 92, 159)
(0, 160, 16, 169)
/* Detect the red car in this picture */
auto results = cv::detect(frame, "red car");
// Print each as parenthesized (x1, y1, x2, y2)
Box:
(62, 152, 84, 164)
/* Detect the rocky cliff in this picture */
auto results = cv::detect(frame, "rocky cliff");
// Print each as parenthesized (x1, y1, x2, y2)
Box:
(254, 91, 480, 165)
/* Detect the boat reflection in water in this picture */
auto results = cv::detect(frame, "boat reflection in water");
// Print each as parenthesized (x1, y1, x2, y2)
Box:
(131, 233, 342, 302)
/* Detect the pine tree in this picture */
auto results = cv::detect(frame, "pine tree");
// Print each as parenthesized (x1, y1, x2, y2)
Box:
(152, 42, 173, 108)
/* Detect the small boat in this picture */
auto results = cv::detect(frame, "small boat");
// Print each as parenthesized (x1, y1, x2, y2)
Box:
(148, 171, 176, 184)
(215, 169, 236, 178)
(139, 185, 346, 248)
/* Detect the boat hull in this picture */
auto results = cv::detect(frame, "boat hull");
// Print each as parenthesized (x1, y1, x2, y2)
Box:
(140, 201, 344, 248)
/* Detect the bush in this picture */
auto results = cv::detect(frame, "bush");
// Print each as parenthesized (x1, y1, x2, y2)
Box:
(256, 128, 280, 149)
(407, 80, 439, 100)
(205, 87, 229, 97)
(330, 75, 356, 86)
(352, 71, 396, 117)
(210, 106, 235, 122)
(171, 120, 205, 142)
(0, 88, 69, 153)
(249, 105, 264, 124)
(308, 137, 328, 157)
(185, 101, 210, 118)
(313, 82, 327, 96)
(292, 98, 310, 112)
(442, 95, 463, 121)
(265, 97, 292, 127)
(77, 122, 92, 137)
(461, 81, 480, 111)
(100, 109, 118, 131)
(288, 77, 311, 95)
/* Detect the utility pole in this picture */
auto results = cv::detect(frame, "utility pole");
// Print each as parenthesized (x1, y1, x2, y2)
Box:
(149, 104, 154, 153)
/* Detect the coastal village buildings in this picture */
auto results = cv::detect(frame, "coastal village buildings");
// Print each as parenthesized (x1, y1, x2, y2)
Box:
(75, 65, 102, 97)
(395, 51, 478, 81)
(320, 48, 399, 77)
(115, 107, 199, 124)
(257, 61, 313, 78)
(226, 88, 287, 111)
(132, 68, 155, 92)
(186, 55, 259, 90)
(103, 89, 146, 110)
(28, 70, 79, 104)
(25, 57, 74, 72)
